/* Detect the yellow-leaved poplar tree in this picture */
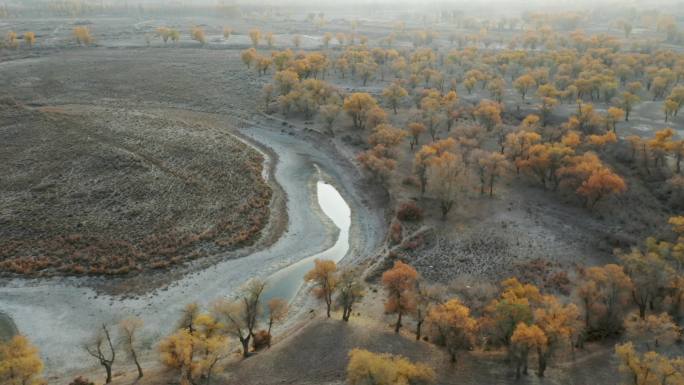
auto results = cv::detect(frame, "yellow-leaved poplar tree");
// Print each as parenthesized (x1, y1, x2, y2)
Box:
(347, 349, 435, 385)
(0, 335, 45, 385)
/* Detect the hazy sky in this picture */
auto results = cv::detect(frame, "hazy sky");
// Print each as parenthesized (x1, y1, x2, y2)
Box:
(127, 0, 668, 4)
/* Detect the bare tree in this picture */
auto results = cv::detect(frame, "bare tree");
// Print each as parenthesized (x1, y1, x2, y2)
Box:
(336, 268, 365, 322)
(267, 298, 289, 347)
(213, 279, 266, 358)
(119, 317, 144, 379)
(84, 324, 116, 384)
(413, 281, 443, 340)
(178, 302, 200, 333)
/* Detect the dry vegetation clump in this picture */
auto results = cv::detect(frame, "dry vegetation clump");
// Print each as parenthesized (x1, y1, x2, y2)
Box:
(23, 32, 35, 48)
(0, 103, 272, 276)
(5, 31, 18, 49)
(73, 26, 93, 46)
(190, 26, 206, 45)
(155, 27, 180, 44)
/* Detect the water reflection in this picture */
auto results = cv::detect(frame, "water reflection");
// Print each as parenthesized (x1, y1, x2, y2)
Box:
(261, 180, 351, 306)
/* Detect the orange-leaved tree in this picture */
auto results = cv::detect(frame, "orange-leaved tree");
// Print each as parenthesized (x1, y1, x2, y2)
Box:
(426, 299, 477, 364)
(510, 323, 547, 379)
(576, 167, 626, 208)
(428, 150, 465, 219)
(190, 26, 206, 45)
(615, 342, 684, 385)
(513, 74, 536, 101)
(619, 248, 673, 319)
(382, 82, 408, 114)
(413, 138, 457, 195)
(575, 264, 632, 336)
(481, 278, 542, 346)
(249, 29, 261, 47)
(304, 259, 338, 318)
(344, 93, 379, 130)
(408, 122, 426, 151)
(73, 26, 93, 46)
(23, 32, 35, 48)
(357, 145, 397, 183)
(624, 312, 679, 350)
(471, 150, 510, 197)
(533, 296, 582, 377)
(473, 99, 502, 131)
(382, 261, 419, 333)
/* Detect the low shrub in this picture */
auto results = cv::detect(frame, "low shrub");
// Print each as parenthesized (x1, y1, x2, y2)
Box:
(69, 377, 94, 385)
(252, 330, 271, 350)
(396, 201, 423, 222)
(389, 220, 403, 245)
(402, 175, 419, 187)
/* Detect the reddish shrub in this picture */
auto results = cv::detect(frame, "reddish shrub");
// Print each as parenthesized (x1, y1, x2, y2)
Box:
(69, 377, 94, 385)
(389, 221, 403, 245)
(547, 271, 572, 295)
(396, 201, 423, 222)
(252, 330, 271, 350)
(402, 176, 419, 187)
(401, 234, 424, 250)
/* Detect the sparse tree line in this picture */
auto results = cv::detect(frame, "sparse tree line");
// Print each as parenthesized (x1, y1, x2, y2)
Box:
(3, 216, 684, 384)
(1, 26, 94, 48)
(0, 1, 235, 18)
(1, 3, 683, 49)
(2, 31, 36, 49)
(1, 279, 289, 385)
(1, 24, 283, 50)
(307, 216, 684, 382)
(242, 26, 684, 120)
(150, 280, 289, 385)
(152, 26, 287, 48)
(2, 26, 93, 48)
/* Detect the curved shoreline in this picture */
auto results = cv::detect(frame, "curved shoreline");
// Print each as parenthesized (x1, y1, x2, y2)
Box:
(0, 110, 385, 378)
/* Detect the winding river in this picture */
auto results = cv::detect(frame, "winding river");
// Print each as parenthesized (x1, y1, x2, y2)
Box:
(0, 123, 375, 375)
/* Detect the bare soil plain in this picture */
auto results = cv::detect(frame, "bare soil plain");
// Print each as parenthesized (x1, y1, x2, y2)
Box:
(0, 101, 271, 276)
